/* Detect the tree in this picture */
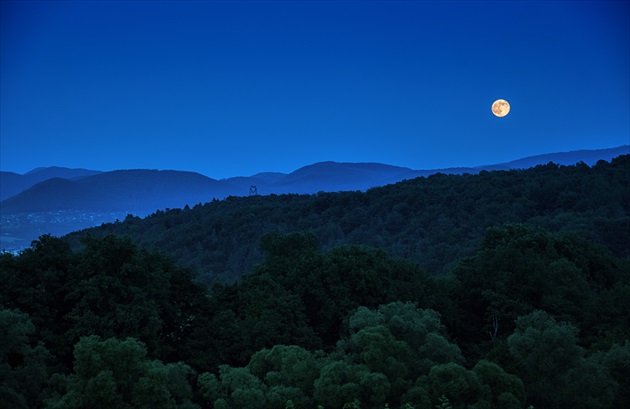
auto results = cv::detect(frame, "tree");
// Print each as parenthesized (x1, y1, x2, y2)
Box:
(46, 335, 198, 409)
(201, 365, 268, 409)
(422, 363, 487, 409)
(0, 308, 52, 409)
(345, 303, 464, 379)
(247, 345, 320, 396)
(471, 360, 525, 408)
(594, 342, 630, 407)
(507, 310, 618, 408)
(313, 361, 389, 408)
(337, 303, 464, 406)
(451, 224, 629, 358)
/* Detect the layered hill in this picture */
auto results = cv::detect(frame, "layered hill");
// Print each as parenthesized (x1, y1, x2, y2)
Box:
(1, 170, 239, 214)
(2, 146, 628, 215)
(65, 155, 630, 283)
(0, 166, 101, 201)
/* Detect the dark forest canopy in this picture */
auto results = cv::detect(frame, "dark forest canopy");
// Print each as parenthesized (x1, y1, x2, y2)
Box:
(66, 155, 630, 284)
(1, 155, 629, 408)
(2, 225, 629, 408)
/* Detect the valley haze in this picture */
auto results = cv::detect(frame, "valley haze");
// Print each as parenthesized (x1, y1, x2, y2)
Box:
(0, 145, 628, 252)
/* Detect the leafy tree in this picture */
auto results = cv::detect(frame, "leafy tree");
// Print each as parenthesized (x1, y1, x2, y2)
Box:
(66, 235, 210, 362)
(422, 363, 488, 409)
(206, 234, 434, 368)
(451, 224, 629, 358)
(341, 324, 411, 401)
(0, 308, 52, 409)
(337, 303, 464, 406)
(313, 361, 389, 408)
(0, 235, 75, 363)
(200, 365, 268, 409)
(508, 310, 618, 408)
(345, 303, 464, 379)
(197, 372, 221, 403)
(1, 234, 214, 372)
(507, 310, 581, 407)
(46, 335, 198, 409)
(247, 345, 320, 396)
(399, 385, 431, 409)
(471, 360, 525, 408)
(594, 342, 630, 407)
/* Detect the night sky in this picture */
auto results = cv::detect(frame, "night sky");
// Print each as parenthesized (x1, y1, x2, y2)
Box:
(1, 0, 628, 179)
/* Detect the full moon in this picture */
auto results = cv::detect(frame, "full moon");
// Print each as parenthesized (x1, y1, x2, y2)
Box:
(492, 99, 510, 117)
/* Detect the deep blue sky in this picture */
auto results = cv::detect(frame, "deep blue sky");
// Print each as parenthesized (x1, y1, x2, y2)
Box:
(1, 1, 628, 179)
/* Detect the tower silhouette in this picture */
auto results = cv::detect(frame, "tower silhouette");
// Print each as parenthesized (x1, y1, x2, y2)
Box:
(249, 185, 258, 196)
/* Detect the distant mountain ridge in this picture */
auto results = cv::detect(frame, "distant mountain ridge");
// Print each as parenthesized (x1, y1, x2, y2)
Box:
(1, 145, 628, 215)
(0, 167, 101, 201)
(0, 170, 240, 214)
(497, 146, 630, 169)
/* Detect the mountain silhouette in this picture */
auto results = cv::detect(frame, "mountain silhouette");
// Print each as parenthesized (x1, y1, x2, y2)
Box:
(496, 146, 628, 169)
(1, 145, 628, 215)
(1, 178, 108, 212)
(0, 166, 101, 201)
(1, 170, 239, 214)
(265, 161, 412, 194)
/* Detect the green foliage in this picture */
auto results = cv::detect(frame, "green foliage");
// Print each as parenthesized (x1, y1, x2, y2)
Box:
(0, 234, 74, 361)
(400, 386, 431, 409)
(508, 310, 581, 408)
(247, 345, 319, 396)
(0, 308, 52, 409)
(200, 303, 472, 408)
(508, 310, 621, 408)
(595, 342, 630, 407)
(218, 365, 268, 409)
(423, 363, 487, 409)
(340, 302, 464, 405)
(2, 157, 629, 408)
(46, 335, 198, 409)
(451, 223, 630, 358)
(471, 360, 525, 408)
(204, 236, 433, 368)
(343, 398, 361, 408)
(0, 234, 212, 370)
(435, 395, 452, 409)
(313, 361, 389, 408)
(66, 156, 630, 282)
(198, 372, 220, 402)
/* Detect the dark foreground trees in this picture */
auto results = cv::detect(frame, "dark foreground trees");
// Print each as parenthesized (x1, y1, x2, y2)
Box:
(1, 223, 629, 408)
(197, 302, 528, 409)
(47, 336, 198, 409)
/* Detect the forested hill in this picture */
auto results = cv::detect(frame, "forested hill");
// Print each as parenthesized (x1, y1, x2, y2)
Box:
(67, 155, 630, 284)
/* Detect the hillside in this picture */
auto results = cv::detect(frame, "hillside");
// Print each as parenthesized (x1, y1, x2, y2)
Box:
(1, 169, 239, 214)
(0, 166, 101, 201)
(3, 146, 627, 214)
(66, 154, 630, 284)
(498, 146, 630, 169)
(0, 178, 107, 212)
(4, 201, 629, 409)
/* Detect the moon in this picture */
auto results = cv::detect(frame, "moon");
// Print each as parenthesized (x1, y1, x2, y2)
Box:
(492, 99, 510, 117)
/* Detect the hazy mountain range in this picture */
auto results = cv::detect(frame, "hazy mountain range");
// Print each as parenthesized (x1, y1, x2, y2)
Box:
(1, 146, 628, 215)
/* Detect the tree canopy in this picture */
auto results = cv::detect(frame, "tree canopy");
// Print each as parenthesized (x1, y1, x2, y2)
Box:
(2, 156, 629, 408)
(65, 156, 630, 283)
